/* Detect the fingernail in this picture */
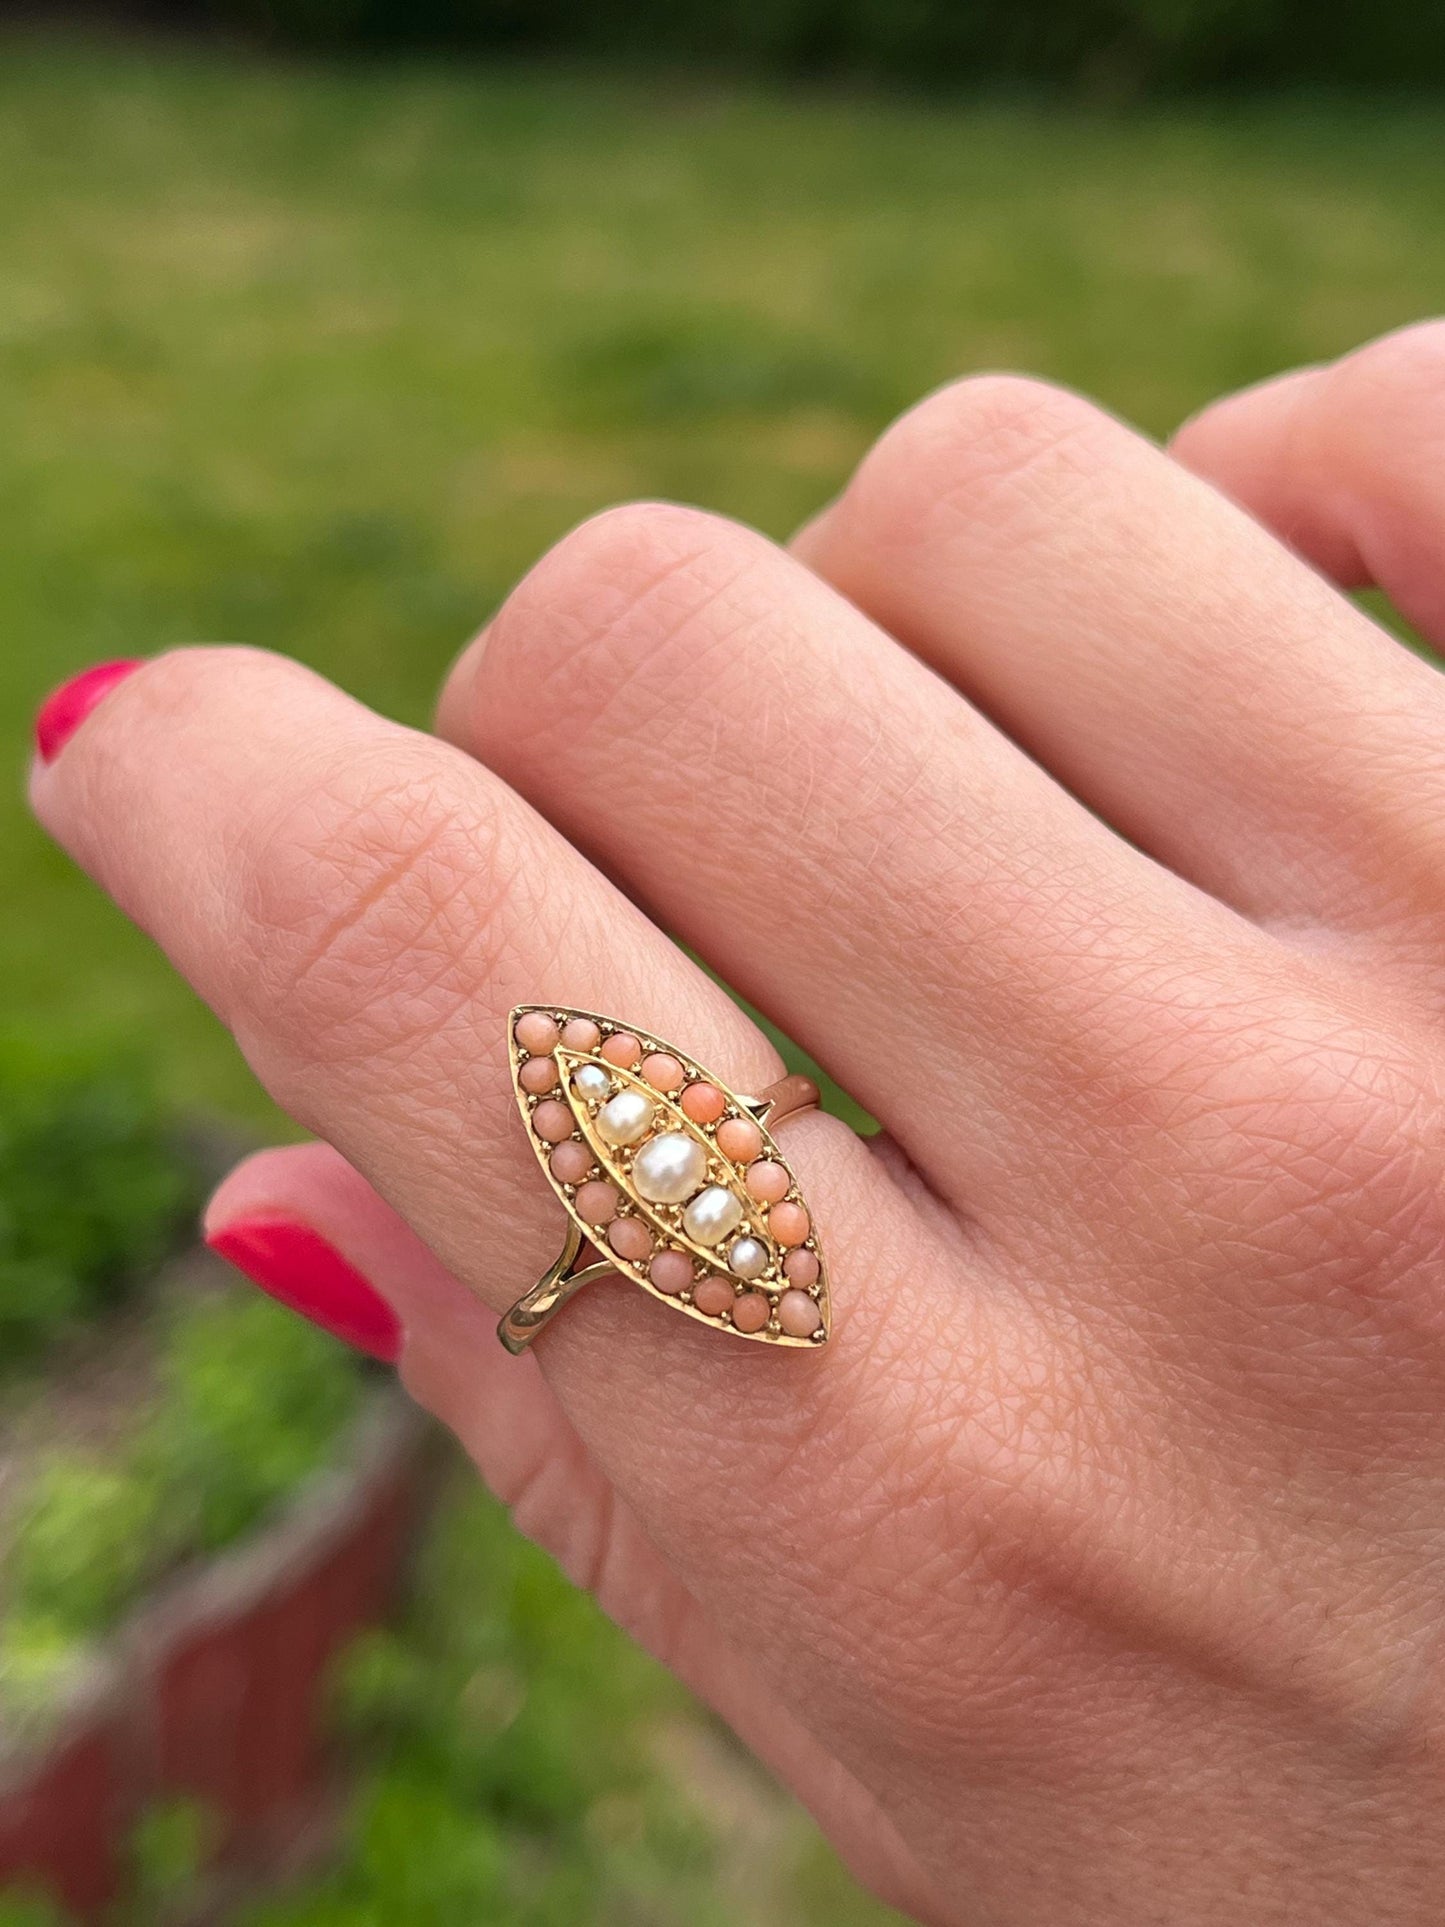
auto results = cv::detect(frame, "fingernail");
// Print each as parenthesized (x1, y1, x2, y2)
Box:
(205, 1217, 403, 1363)
(34, 659, 144, 764)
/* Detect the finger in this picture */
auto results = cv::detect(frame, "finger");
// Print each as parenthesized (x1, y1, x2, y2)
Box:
(27, 646, 992, 1849)
(791, 373, 1445, 964)
(206, 1143, 946, 1925)
(1171, 322, 1445, 647)
(437, 502, 1242, 1226)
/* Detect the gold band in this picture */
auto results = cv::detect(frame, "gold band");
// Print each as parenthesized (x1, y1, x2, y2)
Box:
(500, 1064, 822, 1355)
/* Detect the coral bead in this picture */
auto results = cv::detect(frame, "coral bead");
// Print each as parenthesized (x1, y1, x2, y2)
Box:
(715, 1116, 762, 1163)
(532, 1100, 575, 1143)
(768, 1201, 810, 1247)
(680, 1081, 726, 1124)
(514, 1011, 559, 1053)
(779, 1289, 821, 1337)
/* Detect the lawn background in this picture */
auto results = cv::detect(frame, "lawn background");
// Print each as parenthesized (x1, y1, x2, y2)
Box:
(3, 32, 1444, 1920)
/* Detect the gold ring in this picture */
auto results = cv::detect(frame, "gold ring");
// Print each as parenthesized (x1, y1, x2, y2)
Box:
(500, 1005, 830, 1353)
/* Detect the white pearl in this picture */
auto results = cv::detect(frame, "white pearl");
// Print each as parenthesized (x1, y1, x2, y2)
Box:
(682, 1184, 744, 1246)
(632, 1132, 707, 1205)
(596, 1090, 653, 1147)
(571, 1064, 611, 1103)
(727, 1236, 768, 1280)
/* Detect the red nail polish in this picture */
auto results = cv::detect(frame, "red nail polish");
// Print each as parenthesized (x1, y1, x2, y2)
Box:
(206, 1218, 403, 1363)
(34, 659, 143, 764)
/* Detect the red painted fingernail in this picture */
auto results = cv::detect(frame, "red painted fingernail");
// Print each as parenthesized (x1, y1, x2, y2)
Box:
(205, 1218, 403, 1363)
(34, 659, 144, 764)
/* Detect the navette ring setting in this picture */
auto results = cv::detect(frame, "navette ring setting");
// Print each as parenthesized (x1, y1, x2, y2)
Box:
(499, 1005, 830, 1353)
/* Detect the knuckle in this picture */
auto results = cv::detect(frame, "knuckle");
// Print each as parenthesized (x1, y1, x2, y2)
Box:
(233, 743, 520, 1073)
(1332, 319, 1445, 423)
(486, 500, 770, 735)
(847, 372, 1109, 545)
(1163, 999, 1445, 1300)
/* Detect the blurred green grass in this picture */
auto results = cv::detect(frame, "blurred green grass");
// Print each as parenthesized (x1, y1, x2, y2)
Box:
(6, 39, 1445, 1127)
(4, 34, 1445, 1922)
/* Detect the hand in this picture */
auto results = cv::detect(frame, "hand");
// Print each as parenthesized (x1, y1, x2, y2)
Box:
(30, 321, 1445, 1926)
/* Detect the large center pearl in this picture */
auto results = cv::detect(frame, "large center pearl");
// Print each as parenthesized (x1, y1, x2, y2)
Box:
(682, 1184, 745, 1246)
(596, 1090, 653, 1148)
(632, 1132, 707, 1205)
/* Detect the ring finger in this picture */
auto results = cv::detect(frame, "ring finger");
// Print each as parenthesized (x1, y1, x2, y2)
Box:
(27, 644, 1002, 1825)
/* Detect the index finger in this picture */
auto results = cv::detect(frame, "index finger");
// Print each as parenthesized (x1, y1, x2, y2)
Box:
(28, 644, 984, 1776)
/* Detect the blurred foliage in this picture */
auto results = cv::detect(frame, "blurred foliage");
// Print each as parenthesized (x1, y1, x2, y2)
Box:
(236, 1477, 892, 1927)
(0, 1036, 201, 1367)
(0, 1293, 364, 1719)
(125, 1797, 217, 1922)
(168, 0, 1445, 94)
(0, 1897, 68, 1927)
(134, 1289, 362, 1552)
(7, 42, 1445, 1136)
(4, 1458, 158, 1646)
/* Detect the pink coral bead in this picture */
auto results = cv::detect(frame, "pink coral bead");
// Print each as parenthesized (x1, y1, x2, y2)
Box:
(768, 1201, 810, 1247)
(576, 1180, 619, 1226)
(782, 1247, 819, 1286)
(608, 1217, 652, 1262)
(550, 1141, 593, 1185)
(601, 1031, 642, 1067)
(531, 1100, 575, 1143)
(778, 1289, 821, 1338)
(744, 1159, 789, 1203)
(732, 1291, 770, 1334)
(561, 1017, 601, 1052)
(641, 1052, 686, 1092)
(514, 1011, 559, 1054)
(680, 1081, 726, 1124)
(649, 1250, 694, 1296)
(519, 1055, 559, 1094)
(715, 1116, 762, 1164)
(692, 1276, 735, 1318)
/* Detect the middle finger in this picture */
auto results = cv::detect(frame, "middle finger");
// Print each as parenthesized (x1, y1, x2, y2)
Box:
(439, 502, 1263, 1221)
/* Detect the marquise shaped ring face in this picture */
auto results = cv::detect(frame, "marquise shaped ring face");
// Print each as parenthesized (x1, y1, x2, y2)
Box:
(508, 1005, 829, 1347)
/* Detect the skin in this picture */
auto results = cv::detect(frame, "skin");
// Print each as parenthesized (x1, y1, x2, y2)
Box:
(29, 318, 1445, 1925)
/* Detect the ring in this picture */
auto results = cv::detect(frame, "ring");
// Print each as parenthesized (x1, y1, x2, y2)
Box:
(500, 1005, 831, 1353)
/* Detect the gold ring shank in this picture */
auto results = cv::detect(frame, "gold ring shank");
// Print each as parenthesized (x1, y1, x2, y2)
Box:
(499, 1071, 820, 1353)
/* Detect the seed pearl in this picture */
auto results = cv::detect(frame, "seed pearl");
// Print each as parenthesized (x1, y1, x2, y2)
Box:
(727, 1236, 769, 1280)
(682, 1184, 744, 1246)
(596, 1090, 653, 1147)
(571, 1063, 611, 1103)
(632, 1132, 708, 1205)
